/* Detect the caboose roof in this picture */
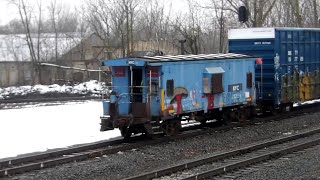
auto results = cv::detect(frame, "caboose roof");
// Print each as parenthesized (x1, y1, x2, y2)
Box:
(101, 53, 253, 66)
(140, 53, 252, 62)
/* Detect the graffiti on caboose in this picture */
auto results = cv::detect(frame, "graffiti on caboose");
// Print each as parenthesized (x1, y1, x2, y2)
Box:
(170, 87, 188, 103)
(190, 90, 200, 107)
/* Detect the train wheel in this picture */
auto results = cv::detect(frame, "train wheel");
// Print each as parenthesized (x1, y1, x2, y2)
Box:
(200, 119, 207, 127)
(270, 107, 280, 116)
(246, 106, 256, 120)
(120, 126, 132, 140)
(236, 108, 247, 122)
(143, 123, 154, 139)
(285, 103, 294, 112)
(222, 110, 232, 125)
(161, 120, 181, 136)
(224, 109, 246, 123)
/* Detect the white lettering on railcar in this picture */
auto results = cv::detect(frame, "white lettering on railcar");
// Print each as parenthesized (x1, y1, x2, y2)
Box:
(288, 66, 292, 74)
(300, 56, 304, 62)
(275, 73, 279, 82)
(233, 93, 240, 99)
(274, 53, 280, 69)
(254, 41, 271, 45)
(233, 85, 240, 91)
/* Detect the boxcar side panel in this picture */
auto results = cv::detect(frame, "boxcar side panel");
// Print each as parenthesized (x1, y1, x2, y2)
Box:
(229, 27, 320, 106)
(275, 29, 320, 104)
(229, 38, 275, 102)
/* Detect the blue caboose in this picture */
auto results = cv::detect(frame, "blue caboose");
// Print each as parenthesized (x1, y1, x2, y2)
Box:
(100, 53, 257, 138)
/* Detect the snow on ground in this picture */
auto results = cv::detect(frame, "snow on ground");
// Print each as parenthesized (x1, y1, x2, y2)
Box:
(294, 99, 320, 106)
(0, 80, 104, 99)
(0, 100, 120, 159)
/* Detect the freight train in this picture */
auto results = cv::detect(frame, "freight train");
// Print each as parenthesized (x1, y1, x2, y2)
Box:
(99, 28, 320, 139)
(229, 28, 320, 112)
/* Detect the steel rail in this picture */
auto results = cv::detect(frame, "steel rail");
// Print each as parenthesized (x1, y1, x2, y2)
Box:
(0, 138, 123, 170)
(183, 137, 320, 180)
(124, 127, 320, 180)
(0, 96, 99, 104)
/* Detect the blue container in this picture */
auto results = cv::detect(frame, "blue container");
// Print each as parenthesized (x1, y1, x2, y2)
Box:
(229, 28, 320, 106)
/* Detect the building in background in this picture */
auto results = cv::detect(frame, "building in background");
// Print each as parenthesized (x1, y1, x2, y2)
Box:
(0, 33, 180, 87)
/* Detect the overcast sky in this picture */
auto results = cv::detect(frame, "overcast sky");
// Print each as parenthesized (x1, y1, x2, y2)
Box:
(0, 0, 84, 25)
(0, 0, 191, 26)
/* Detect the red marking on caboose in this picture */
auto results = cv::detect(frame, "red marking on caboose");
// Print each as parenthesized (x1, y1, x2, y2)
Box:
(114, 67, 126, 77)
(176, 94, 183, 114)
(207, 94, 214, 109)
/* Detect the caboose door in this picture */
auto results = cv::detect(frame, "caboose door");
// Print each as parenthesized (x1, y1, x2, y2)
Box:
(130, 66, 147, 117)
(131, 68, 143, 102)
(146, 67, 161, 117)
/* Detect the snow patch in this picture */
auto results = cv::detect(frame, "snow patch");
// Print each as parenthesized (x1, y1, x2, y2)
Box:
(0, 101, 121, 159)
(0, 80, 104, 99)
(283, 132, 293, 135)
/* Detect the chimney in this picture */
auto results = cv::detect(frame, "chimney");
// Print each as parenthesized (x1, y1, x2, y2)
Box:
(178, 39, 187, 55)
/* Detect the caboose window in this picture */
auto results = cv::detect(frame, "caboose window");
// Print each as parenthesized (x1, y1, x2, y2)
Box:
(147, 67, 160, 77)
(150, 81, 159, 95)
(212, 74, 223, 93)
(167, 79, 174, 97)
(114, 67, 125, 77)
(203, 77, 211, 94)
(247, 72, 253, 88)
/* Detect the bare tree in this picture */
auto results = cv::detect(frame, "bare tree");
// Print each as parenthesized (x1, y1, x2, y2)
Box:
(226, 0, 277, 27)
(313, 0, 319, 27)
(8, 0, 38, 85)
(135, 0, 173, 52)
(173, 0, 204, 54)
(36, 0, 43, 83)
(0, 19, 25, 34)
(86, 0, 120, 55)
(86, 0, 143, 57)
(48, 0, 61, 62)
(208, 0, 229, 53)
(290, 0, 303, 27)
(119, 0, 142, 56)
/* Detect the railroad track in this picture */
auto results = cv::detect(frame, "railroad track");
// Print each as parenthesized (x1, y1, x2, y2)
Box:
(0, 125, 217, 178)
(125, 127, 320, 180)
(1, 103, 319, 178)
(0, 96, 100, 109)
(0, 96, 99, 105)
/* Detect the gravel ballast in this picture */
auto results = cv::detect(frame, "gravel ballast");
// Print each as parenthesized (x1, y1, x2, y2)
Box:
(235, 145, 320, 180)
(5, 111, 320, 180)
